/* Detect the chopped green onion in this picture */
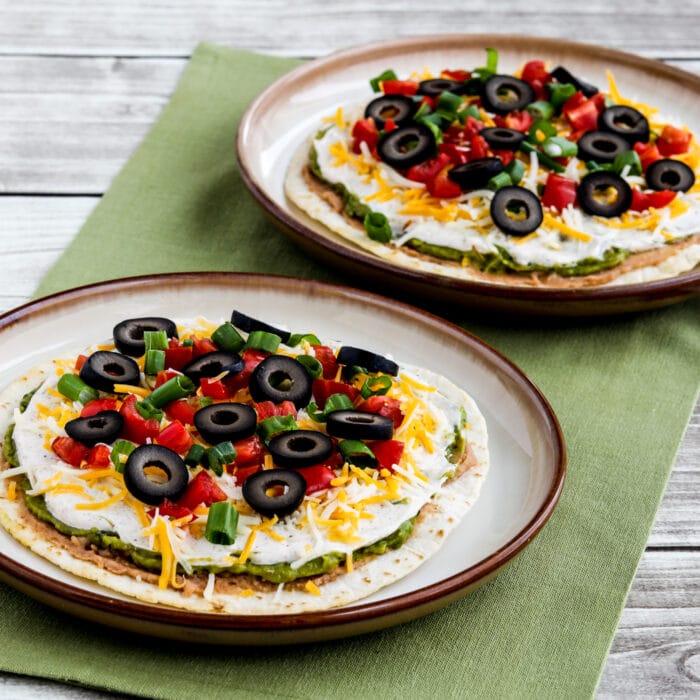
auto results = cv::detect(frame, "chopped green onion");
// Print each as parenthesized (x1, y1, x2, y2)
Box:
(144, 349, 165, 376)
(212, 322, 245, 352)
(182, 338, 194, 347)
(147, 375, 195, 408)
(547, 82, 577, 109)
(135, 400, 163, 422)
(527, 100, 555, 121)
(413, 100, 433, 120)
(520, 141, 566, 173)
(184, 444, 206, 468)
(612, 150, 642, 177)
(485, 47, 499, 73)
(527, 119, 557, 145)
(369, 69, 397, 92)
(200, 396, 214, 408)
(306, 401, 326, 423)
(204, 501, 239, 545)
(542, 136, 578, 158)
(461, 103, 482, 122)
(206, 441, 236, 476)
(144, 330, 168, 352)
(506, 159, 526, 185)
(436, 90, 463, 114)
(585, 160, 612, 173)
(245, 330, 281, 353)
(343, 365, 367, 381)
(487, 171, 513, 191)
(295, 354, 323, 379)
(287, 333, 322, 347)
(257, 415, 299, 443)
(360, 375, 392, 398)
(416, 115, 443, 143)
(324, 393, 355, 414)
(338, 440, 377, 469)
(57, 374, 99, 405)
(110, 440, 136, 473)
(364, 211, 393, 243)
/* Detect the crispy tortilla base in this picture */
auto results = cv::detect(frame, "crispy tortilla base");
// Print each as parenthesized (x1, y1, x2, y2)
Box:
(0, 364, 489, 614)
(284, 140, 700, 288)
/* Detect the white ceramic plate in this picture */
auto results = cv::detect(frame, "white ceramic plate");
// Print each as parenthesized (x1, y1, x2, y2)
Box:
(0, 273, 565, 644)
(238, 34, 700, 316)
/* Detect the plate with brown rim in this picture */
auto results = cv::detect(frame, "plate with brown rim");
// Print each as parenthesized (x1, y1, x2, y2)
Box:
(237, 34, 700, 317)
(0, 273, 564, 644)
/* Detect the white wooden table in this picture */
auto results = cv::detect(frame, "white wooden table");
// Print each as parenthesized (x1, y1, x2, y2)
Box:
(0, 3, 698, 697)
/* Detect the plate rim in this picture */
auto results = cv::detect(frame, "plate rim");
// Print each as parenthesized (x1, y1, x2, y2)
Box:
(237, 33, 700, 314)
(0, 271, 566, 637)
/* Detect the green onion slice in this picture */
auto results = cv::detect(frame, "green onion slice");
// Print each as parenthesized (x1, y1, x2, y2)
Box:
(287, 333, 322, 347)
(612, 150, 642, 177)
(506, 158, 526, 185)
(520, 141, 566, 173)
(436, 90, 463, 115)
(324, 393, 355, 414)
(148, 375, 195, 408)
(110, 440, 136, 473)
(144, 330, 168, 352)
(360, 375, 392, 399)
(204, 501, 239, 545)
(364, 211, 392, 243)
(546, 82, 577, 109)
(306, 401, 326, 423)
(295, 354, 323, 379)
(206, 441, 237, 476)
(57, 374, 99, 405)
(144, 349, 165, 376)
(135, 400, 163, 422)
(211, 322, 245, 352)
(542, 136, 578, 159)
(338, 440, 377, 469)
(184, 444, 206, 468)
(245, 330, 281, 353)
(257, 415, 299, 443)
(369, 69, 397, 92)
(527, 100, 555, 121)
(487, 171, 513, 191)
(527, 119, 557, 145)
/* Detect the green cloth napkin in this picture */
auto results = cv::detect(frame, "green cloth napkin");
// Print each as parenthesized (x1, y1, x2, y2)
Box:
(3, 42, 698, 699)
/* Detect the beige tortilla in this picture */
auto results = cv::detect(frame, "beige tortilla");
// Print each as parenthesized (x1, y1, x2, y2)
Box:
(284, 139, 700, 289)
(0, 362, 489, 615)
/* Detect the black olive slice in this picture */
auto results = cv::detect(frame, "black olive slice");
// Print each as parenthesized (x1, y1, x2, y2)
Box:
(364, 94, 416, 129)
(335, 347, 399, 376)
(645, 159, 695, 192)
(230, 311, 291, 344)
(376, 124, 437, 170)
(490, 186, 543, 236)
(326, 410, 394, 441)
(194, 403, 257, 445)
(182, 351, 244, 385)
(242, 469, 306, 518)
(577, 171, 633, 217)
(448, 157, 504, 191)
(480, 127, 526, 151)
(248, 356, 313, 409)
(113, 317, 178, 357)
(64, 410, 124, 448)
(79, 351, 141, 393)
(417, 78, 467, 96)
(481, 75, 536, 115)
(123, 445, 189, 506)
(550, 66, 599, 98)
(598, 106, 649, 145)
(577, 130, 630, 164)
(268, 430, 334, 469)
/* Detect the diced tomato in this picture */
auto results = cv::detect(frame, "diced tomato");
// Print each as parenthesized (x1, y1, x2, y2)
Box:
(629, 188, 677, 212)
(224, 349, 269, 394)
(426, 167, 461, 199)
(492, 149, 515, 166)
(383, 118, 398, 133)
(154, 369, 181, 388)
(254, 400, 297, 420)
(381, 79, 419, 96)
(406, 153, 451, 183)
(80, 398, 118, 418)
(561, 91, 586, 113)
(148, 499, 193, 520)
(75, 354, 88, 372)
(299, 465, 336, 495)
(657, 125, 692, 156)
(351, 118, 379, 155)
(564, 97, 601, 133)
(444, 117, 483, 145)
(119, 394, 161, 444)
(494, 110, 534, 133)
(177, 470, 227, 511)
(366, 440, 404, 472)
(312, 378, 360, 409)
(470, 134, 490, 160)
(355, 395, 404, 429)
(541, 173, 578, 211)
(199, 377, 230, 400)
(192, 337, 218, 358)
(520, 60, 551, 100)
(232, 463, 263, 486)
(163, 397, 201, 426)
(439, 142, 470, 166)
(233, 435, 265, 467)
(164, 339, 194, 371)
(441, 69, 471, 82)
(311, 345, 339, 380)
(418, 95, 436, 110)
(85, 444, 112, 468)
(633, 141, 662, 171)
(51, 437, 89, 468)
(157, 420, 193, 454)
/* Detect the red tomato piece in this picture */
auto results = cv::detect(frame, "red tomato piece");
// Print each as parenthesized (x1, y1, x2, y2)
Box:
(521, 60, 551, 86)
(470, 134, 490, 160)
(561, 91, 587, 113)
(199, 377, 230, 400)
(154, 369, 181, 388)
(383, 118, 398, 133)
(254, 400, 298, 420)
(444, 117, 483, 145)
(380, 79, 419, 96)
(541, 173, 578, 211)
(157, 420, 193, 454)
(351, 118, 379, 155)
(311, 345, 339, 379)
(85, 444, 112, 468)
(366, 440, 404, 472)
(355, 396, 404, 429)
(148, 499, 193, 520)
(439, 142, 470, 166)
(494, 110, 534, 133)
(633, 141, 662, 171)
(492, 149, 515, 166)
(80, 398, 118, 418)
(629, 188, 676, 212)
(192, 337, 217, 358)
(312, 378, 360, 409)
(164, 339, 194, 371)
(75, 354, 88, 372)
(299, 465, 336, 495)
(406, 153, 451, 183)
(51, 437, 89, 468)
(163, 397, 200, 426)
(426, 167, 462, 199)
(177, 470, 227, 511)
(224, 349, 269, 395)
(233, 435, 265, 467)
(564, 98, 600, 133)
(119, 394, 161, 444)
(657, 125, 692, 156)
(441, 69, 471, 82)
(232, 463, 263, 486)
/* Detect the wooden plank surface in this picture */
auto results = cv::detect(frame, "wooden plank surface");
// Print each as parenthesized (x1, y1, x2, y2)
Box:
(0, 3, 698, 696)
